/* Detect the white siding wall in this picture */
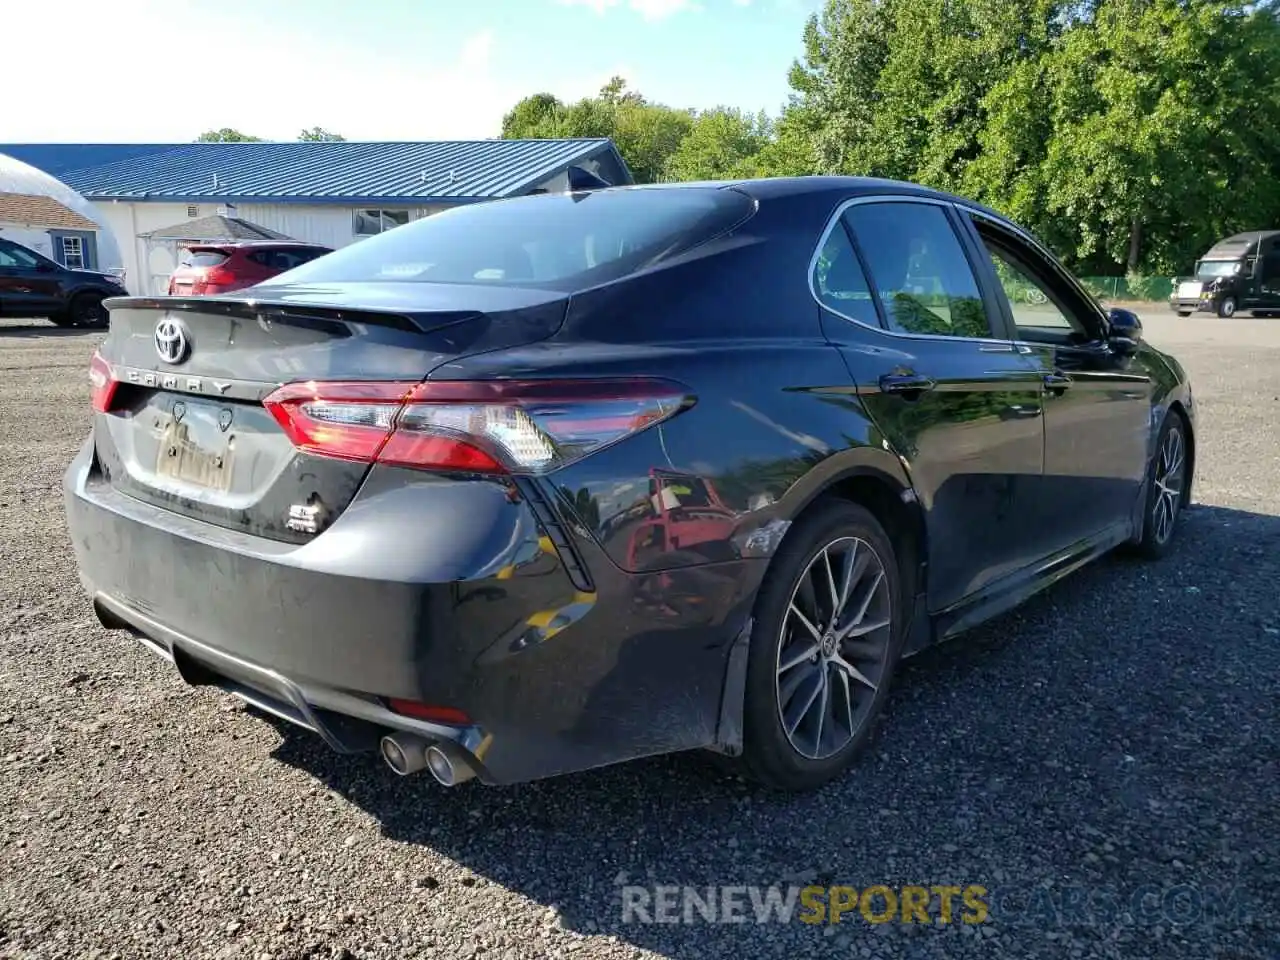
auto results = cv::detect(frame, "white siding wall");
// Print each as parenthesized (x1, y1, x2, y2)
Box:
(89, 200, 453, 295)
(0, 223, 55, 258)
(91, 201, 198, 295)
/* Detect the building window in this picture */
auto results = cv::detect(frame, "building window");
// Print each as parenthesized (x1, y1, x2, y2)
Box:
(187, 205, 199, 218)
(60, 236, 85, 269)
(353, 209, 411, 237)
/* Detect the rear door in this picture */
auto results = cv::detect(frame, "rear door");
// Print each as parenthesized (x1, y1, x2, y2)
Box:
(817, 197, 1047, 613)
(960, 210, 1151, 558)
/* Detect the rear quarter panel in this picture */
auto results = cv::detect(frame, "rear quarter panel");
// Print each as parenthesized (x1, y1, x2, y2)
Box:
(434, 189, 917, 579)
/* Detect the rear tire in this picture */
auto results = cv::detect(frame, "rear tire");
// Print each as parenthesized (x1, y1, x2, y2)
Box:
(1135, 414, 1189, 559)
(738, 500, 904, 791)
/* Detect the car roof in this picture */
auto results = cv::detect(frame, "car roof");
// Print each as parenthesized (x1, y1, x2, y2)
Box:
(603, 176, 1019, 229)
(1202, 230, 1280, 259)
(186, 240, 332, 252)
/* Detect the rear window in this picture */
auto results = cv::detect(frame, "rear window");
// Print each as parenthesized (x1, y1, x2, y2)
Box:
(273, 187, 756, 290)
(248, 248, 330, 270)
(179, 251, 229, 269)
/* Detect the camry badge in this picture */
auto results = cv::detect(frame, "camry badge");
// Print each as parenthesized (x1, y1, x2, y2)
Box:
(154, 317, 190, 365)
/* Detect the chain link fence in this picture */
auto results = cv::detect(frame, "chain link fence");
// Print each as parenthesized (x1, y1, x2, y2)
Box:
(1079, 276, 1175, 303)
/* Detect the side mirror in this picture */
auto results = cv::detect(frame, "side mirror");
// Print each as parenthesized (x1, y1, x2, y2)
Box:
(35, 260, 59, 273)
(1107, 307, 1142, 355)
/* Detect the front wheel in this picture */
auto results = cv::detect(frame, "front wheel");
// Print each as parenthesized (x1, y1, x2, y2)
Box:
(65, 292, 108, 328)
(1135, 414, 1188, 559)
(1217, 296, 1237, 319)
(739, 501, 903, 791)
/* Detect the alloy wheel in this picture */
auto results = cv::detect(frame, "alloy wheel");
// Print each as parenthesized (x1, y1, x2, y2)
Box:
(775, 536, 893, 761)
(1151, 424, 1185, 545)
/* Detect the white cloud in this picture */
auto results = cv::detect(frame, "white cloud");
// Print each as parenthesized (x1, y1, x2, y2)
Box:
(556, 0, 621, 13)
(5, 0, 516, 141)
(557, 0, 697, 19)
(628, 0, 697, 19)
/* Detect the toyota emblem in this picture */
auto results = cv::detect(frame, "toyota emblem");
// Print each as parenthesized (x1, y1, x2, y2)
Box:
(154, 317, 190, 365)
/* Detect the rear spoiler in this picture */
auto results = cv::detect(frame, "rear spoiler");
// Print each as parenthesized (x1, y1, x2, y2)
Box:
(102, 295, 470, 334)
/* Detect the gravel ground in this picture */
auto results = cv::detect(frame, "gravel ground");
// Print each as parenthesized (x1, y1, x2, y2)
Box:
(0, 313, 1276, 960)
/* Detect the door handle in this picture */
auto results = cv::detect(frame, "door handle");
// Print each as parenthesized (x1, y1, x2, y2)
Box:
(1044, 373, 1072, 394)
(879, 373, 937, 397)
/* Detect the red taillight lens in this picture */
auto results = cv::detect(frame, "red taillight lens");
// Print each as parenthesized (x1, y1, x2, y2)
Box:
(262, 378, 693, 475)
(89, 351, 118, 413)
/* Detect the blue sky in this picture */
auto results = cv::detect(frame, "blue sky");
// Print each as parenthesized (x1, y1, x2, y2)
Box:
(11, 0, 821, 142)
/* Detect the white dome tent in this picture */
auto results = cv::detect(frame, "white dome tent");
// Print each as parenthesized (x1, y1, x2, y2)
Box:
(0, 151, 123, 279)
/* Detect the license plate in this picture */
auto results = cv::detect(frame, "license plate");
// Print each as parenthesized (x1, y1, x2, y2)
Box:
(155, 411, 234, 491)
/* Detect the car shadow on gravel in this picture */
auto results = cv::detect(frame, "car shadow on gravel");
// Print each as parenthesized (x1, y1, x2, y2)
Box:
(266, 503, 1278, 958)
(0, 323, 98, 338)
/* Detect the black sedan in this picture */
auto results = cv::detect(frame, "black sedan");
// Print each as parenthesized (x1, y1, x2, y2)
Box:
(64, 177, 1195, 791)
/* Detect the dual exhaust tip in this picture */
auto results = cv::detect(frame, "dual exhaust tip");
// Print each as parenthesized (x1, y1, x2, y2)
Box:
(379, 731, 476, 787)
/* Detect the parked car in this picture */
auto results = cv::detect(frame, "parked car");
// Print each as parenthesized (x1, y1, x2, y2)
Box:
(1169, 229, 1280, 317)
(166, 241, 333, 296)
(66, 178, 1196, 791)
(0, 236, 127, 327)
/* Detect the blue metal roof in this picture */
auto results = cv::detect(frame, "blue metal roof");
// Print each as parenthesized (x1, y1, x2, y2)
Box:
(0, 143, 184, 177)
(0, 139, 628, 203)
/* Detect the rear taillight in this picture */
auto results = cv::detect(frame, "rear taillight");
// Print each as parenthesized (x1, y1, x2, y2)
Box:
(262, 378, 693, 475)
(89, 351, 118, 413)
(191, 265, 237, 294)
(203, 265, 237, 288)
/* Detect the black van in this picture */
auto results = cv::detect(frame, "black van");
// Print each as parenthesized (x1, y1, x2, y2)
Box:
(1170, 230, 1280, 317)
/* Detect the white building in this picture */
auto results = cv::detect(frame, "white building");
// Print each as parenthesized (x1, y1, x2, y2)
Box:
(0, 139, 631, 295)
(0, 151, 123, 275)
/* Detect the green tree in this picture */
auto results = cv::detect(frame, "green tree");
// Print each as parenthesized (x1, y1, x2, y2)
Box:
(1035, 0, 1280, 274)
(298, 126, 346, 141)
(500, 78, 692, 183)
(664, 108, 772, 181)
(195, 128, 263, 142)
(779, 0, 1280, 275)
(501, 93, 567, 138)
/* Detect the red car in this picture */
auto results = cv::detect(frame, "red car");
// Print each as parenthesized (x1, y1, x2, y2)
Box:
(167, 241, 333, 296)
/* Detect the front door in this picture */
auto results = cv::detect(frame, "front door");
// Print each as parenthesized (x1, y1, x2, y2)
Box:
(960, 212, 1152, 558)
(1259, 236, 1280, 309)
(816, 197, 1047, 613)
(0, 238, 62, 316)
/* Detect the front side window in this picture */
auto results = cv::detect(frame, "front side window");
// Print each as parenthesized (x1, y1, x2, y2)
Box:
(979, 240, 1084, 338)
(283, 188, 756, 291)
(842, 202, 990, 339)
(0, 241, 41, 269)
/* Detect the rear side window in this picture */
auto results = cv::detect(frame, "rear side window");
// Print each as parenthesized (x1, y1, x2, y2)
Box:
(180, 251, 229, 268)
(274, 188, 756, 291)
(812, 222, 878, 327)
(843, 202, 991, 339)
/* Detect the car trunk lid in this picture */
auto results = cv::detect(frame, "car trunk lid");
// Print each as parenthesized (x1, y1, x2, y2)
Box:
(92, 283, 568, 542)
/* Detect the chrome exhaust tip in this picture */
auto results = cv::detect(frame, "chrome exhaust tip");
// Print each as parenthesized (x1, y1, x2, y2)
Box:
(424, 743, 476, 787)
(379, 732, 428, 776)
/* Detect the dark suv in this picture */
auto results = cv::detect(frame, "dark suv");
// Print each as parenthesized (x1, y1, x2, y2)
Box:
(0, 236, 127, 327)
